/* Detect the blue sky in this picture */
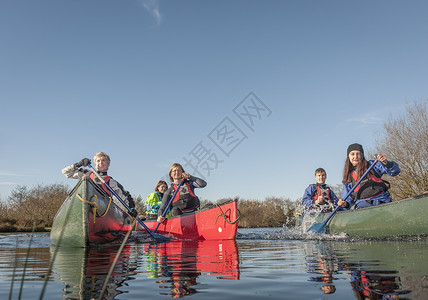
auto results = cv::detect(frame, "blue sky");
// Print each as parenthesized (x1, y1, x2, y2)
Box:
(1, 0, 427, 203)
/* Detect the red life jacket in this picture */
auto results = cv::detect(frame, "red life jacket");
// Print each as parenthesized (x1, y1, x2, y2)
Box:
(171, 181, 199, 211)
(351, 169, 389, 200)
(311, 185, 332, 203)
(89, 172, 112, 196)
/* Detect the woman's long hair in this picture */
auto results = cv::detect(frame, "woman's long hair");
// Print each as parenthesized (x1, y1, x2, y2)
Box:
(342, 156, 371, 184)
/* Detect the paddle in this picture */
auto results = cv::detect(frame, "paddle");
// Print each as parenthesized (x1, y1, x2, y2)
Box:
(153, 177, 185, 233)
(88, 164, 169, 241)
(307, 159, 379, 234)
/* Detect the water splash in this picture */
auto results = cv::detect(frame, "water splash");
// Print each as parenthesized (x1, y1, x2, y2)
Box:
(236, 206, 348, 241)
(236, 226, 348, 241)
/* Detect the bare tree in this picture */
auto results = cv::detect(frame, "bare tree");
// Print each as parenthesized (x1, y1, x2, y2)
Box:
(6, 183, 69, 228)
(330, 184, 343, 199)
(375, 100, 428, 200)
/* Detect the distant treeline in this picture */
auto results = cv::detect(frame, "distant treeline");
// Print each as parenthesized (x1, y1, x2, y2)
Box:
(0, 183, 298, 232)
(236, 197, 297, 228)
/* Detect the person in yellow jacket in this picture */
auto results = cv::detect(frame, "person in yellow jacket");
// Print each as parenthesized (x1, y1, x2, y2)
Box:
(146, 180, 170, 220)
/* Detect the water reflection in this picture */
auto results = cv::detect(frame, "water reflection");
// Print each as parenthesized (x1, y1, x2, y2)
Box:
(349, 270, 404, 299)
(1, 232, 428, 299)
(52, 245, 137, 299)
(140, 239, 240, 298)
(302, 241, 428, 299)
(51, 239, 240, 299)
(304, 243, 339, 295)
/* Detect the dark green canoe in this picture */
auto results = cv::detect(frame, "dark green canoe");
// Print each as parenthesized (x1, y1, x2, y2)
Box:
(298, 193, 428, 238)
(50, 177, 133, 247)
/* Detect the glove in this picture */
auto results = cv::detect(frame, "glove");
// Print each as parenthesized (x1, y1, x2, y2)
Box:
(129, 208, 138, 218)
(75, 158, 91, 168)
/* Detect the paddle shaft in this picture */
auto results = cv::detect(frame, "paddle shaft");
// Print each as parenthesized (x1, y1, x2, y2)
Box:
(88, 164, 166, 240)
(323, 159, 379, 224)
(154, 178, 185, 233)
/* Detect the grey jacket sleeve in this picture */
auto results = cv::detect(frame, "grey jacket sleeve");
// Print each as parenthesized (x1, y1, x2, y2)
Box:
(189, 176, 207, 188)
(108, 178, 136, 208)
(61, 164, 90, 179)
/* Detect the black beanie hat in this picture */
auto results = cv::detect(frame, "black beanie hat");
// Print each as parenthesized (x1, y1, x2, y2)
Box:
(347, 143, 364, 155)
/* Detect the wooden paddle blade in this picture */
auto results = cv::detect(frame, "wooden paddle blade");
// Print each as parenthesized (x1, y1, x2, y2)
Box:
(307, 222, 327, 234)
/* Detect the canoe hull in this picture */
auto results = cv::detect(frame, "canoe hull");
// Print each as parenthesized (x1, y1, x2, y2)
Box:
(141, 199, 239, 240)
(51, 178, 132, 247)
(299, 193, 428, 238)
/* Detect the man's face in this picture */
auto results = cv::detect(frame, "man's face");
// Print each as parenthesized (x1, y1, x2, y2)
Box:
(315, 172, 326, 185)
(95, 156, 110, 172)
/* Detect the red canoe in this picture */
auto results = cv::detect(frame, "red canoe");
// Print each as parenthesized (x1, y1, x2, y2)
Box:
(140, 199, 240, 240)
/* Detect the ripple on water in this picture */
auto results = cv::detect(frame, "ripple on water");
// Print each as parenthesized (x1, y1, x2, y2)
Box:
(0, 233, 51, 248)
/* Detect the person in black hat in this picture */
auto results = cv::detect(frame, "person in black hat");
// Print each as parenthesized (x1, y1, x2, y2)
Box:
(339, 143, 400, 209)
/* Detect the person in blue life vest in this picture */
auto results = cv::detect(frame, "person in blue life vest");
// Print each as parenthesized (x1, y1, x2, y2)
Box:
(62, 151, 138, 217)
(302, 168, 343, 212)
(157, 163, 207, 223)
(339, 143, 400, 209)
(145, 180, 170, 220)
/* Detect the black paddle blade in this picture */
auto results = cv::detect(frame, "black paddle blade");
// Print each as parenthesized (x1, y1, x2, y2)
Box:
(135, 217, 170, 242)
(307, 222, 327, 234)
(151, 232, 170, 242)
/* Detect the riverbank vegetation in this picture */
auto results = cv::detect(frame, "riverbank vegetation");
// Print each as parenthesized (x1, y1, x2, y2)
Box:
(236, 197, 296, 227)
(0, 183, 69, 232)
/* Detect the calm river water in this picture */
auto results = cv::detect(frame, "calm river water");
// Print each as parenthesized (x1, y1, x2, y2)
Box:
(1, 227, 427, 300)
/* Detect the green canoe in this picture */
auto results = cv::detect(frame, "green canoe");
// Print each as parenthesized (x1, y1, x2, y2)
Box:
(50, 177, 133, 247)
(299, 193, 428, 238)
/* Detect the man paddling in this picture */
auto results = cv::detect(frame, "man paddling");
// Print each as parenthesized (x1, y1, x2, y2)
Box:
(62, 151, 138, 217)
